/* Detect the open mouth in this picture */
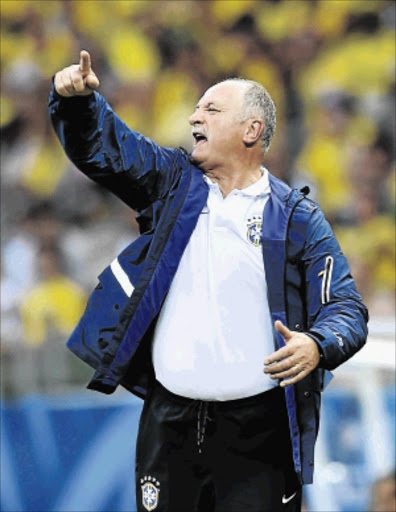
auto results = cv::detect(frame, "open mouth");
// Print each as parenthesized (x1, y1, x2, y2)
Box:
(193, 132, 207, 147)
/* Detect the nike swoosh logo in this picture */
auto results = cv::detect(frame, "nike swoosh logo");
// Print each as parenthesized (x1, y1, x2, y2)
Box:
(282, 491, 297, 504)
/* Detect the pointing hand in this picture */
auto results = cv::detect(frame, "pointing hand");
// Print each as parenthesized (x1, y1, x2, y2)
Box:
(54, 50, 100, 97)
(264, 320, 321, 387)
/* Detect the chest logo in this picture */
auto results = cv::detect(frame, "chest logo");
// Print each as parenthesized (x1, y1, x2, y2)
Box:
(141, 476, 160, 510)
(247, 216, 263, 247)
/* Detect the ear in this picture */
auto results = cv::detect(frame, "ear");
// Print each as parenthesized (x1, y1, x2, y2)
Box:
(243, 119, 264, 146)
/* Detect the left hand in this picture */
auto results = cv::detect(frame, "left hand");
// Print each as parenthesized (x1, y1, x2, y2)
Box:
(264, 320, 321, 387)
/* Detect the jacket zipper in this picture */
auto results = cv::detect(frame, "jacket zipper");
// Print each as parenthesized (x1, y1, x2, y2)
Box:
(283, 194, 308, 328)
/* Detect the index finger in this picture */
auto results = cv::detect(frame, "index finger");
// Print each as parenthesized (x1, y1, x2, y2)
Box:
(79, 50, 91, 74)
(264, 346, 292, 366)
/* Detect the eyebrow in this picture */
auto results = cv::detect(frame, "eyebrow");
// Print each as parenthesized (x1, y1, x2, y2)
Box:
(195, 101, 218, 110)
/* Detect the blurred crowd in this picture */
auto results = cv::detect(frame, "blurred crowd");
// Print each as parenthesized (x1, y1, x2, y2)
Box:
(1, 0, 395, 360)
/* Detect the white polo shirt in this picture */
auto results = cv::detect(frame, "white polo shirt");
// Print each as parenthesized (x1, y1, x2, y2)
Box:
(152, 168, 277, 400)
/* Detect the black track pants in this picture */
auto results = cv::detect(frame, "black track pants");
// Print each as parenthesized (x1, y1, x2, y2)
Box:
(135, 381, 302, 512)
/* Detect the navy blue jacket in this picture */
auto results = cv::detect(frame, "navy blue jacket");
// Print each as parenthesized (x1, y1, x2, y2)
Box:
(49, 86, 368, 485)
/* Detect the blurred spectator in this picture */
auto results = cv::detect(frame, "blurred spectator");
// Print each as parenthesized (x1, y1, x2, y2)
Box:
(2, 211, 39, 293)
(20, 245, 86, 347)
(1, 263, 24, 352)
(298, 6, 395, 100)
(297, 88, 377, 215)
(368, 470, 396, 512)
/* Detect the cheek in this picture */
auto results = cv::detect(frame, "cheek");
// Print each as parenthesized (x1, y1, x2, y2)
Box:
(219, 130, 242, 150)
(208, 122, 242, 152)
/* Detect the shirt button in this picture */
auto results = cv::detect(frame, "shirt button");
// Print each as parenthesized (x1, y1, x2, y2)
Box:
(295, 323, 301, 331)
(304, 391, 310, 397)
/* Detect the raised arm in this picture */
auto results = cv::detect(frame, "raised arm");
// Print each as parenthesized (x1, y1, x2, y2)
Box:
(49, 51, 182, 211)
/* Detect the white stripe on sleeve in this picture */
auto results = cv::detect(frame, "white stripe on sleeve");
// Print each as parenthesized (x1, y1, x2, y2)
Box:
(321, 255, 334, 305)
(110, 257, 134, 297)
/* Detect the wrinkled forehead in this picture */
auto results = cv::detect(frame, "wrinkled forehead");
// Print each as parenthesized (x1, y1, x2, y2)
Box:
(197, 81, 247, 109)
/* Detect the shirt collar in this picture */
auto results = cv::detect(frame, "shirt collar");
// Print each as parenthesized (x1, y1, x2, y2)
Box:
(203, 166, 270, 197)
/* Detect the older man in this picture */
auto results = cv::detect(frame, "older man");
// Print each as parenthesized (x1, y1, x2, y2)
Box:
(50, 51, 368, 512)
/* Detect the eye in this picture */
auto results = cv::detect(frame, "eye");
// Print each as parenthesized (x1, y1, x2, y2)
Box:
(207, 107, 219, 113)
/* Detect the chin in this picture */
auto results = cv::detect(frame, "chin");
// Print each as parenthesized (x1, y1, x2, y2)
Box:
(190, 151, 203, 167)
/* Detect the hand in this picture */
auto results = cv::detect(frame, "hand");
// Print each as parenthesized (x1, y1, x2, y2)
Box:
(54, 50, 100, 97)
(264, 320, 320, 387)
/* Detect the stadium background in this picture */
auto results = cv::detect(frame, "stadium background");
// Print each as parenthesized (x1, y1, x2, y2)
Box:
(0, 1, 395, 511)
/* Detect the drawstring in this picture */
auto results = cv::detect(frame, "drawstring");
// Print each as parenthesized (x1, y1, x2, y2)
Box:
(197, 401, 212, 454)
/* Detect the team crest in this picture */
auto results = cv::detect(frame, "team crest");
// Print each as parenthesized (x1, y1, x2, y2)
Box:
(246, 216, 263, 247)
(141, 476, 160, 511)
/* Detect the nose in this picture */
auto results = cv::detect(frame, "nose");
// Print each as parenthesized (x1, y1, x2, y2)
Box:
(189, 108, 202, 126)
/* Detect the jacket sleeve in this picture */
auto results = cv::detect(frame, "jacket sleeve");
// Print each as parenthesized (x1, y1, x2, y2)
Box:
(48, 83, 182, 211)
(302, 206, 369, 370)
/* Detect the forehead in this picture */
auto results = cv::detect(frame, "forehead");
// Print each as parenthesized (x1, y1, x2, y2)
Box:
(197, 82, 246, 107)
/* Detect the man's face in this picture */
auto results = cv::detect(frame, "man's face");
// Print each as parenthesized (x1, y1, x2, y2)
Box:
(189, 82, 247, 171)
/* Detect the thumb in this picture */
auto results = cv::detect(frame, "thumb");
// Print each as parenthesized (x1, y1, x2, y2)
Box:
(79, 50, 91, 75)
(275, 320, 293, 341)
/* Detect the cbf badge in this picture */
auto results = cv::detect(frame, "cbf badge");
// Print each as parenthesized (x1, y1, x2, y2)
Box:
(141, 476, 160, 511)
(247, 216, 263, 247)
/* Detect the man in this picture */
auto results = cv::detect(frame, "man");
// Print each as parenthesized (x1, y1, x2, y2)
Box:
(49, 51, 368, 512)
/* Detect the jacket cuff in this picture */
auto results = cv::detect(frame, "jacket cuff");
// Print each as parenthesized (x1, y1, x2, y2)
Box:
(305, 331, 325, 367)
(49, 78, 97, 119)
(307, 326, 351, 370)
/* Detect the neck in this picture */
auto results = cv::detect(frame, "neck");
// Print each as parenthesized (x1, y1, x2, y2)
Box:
(204, 160, 263, 198)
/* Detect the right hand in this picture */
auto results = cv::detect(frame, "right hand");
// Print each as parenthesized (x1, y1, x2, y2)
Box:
(54, 50, 100, 97)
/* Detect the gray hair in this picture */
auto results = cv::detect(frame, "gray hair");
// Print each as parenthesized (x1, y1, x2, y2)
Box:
(218, 78, 277, 154)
